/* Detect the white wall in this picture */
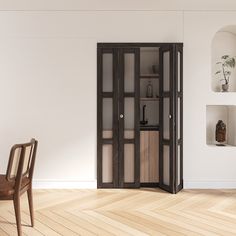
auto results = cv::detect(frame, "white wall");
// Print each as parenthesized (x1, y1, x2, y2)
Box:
(0, 1, 236, 188)
(0, 9, 182, 188)
(228, 106, 236, 146)
(184, 11, 236, 188)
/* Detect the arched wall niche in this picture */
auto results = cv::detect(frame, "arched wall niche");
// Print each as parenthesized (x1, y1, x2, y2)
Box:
(212, 25, 236, 92)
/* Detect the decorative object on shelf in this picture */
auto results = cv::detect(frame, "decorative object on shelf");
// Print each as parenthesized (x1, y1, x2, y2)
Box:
(140, 105, 148, 125)
(152, 65, 159, 74)
(215, 120, 226, 146)
(146, 81, 153, 98)
(215, 55, 236, 92)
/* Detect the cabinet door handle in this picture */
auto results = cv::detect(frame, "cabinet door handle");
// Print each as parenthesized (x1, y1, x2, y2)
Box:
(169, 114, 172, 119)
(120, 114, 124, 118)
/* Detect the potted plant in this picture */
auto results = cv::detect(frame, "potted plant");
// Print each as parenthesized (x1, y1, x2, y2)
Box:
(215, 55, 236, 92)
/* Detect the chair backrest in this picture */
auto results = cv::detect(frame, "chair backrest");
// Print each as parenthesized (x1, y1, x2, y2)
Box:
(6, 139, 38, 187)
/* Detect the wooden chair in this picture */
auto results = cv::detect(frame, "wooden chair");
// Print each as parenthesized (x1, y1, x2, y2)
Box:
(0, 138, 38, 236)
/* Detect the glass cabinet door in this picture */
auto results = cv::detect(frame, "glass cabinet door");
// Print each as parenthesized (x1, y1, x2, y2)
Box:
(97, 47, 140, 188)
(97, 48, 119, 188)
(119, 48, 140, 188)
(159, 45, 174, 193)
(159, 44, 183, 193)
(175, 44, 183, 193)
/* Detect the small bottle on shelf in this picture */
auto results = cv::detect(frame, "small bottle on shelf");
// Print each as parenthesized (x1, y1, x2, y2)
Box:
(146, 81, 153, 98)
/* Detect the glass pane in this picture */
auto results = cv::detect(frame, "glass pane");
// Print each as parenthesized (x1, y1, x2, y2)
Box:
(124, 53, 135, 92)
(163, 51, 170, 92)
(124, 130, 135, 139)
(178, 98, 181, 140)
(140, 47, 159, 75)
(140, 102, 159, 126)
(102, 145, 113, 183)
(140, 79, 159, 98)
(103, 130, 113, 139)
(163, 98, 170, 140)
(103, 53, 113, 92)
(103, 98, 113, 138)
(163, 145, 170, 186)
(177, 145, 181, 186)
(124, 144, 134, 183)
(178, 52, 181, 92)
(124, 97, 134, 139)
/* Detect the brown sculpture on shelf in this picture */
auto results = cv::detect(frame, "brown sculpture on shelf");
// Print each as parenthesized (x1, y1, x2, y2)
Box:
(215, 120, 226, 146)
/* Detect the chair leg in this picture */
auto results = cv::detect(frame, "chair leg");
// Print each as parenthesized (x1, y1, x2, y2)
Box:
(13, 194, 22, 236)
(27, 187, 34, 227)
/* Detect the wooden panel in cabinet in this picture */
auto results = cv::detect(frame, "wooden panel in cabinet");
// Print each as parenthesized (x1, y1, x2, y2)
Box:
(140, 131, 159, 183)
(140, 131, 149, 182)
(149, 131, 159, 182)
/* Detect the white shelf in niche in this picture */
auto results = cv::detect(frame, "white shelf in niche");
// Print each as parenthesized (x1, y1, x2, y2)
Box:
(207, 144, 235, 147)
(206, 105, 236, 147)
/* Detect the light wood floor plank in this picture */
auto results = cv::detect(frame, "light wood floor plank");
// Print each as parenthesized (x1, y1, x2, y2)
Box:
(72, 210, 131, 236)
(21, 211, 61, 236)
(148, 210, 226, 236)
(100, 210, 166, 236)
(35, 211, 79, 236)
(60, 210, 112, 236)
(0, 226, 8, 236)
(1, 189, 236, 235)
(3, 211, 43, 236)
(85, 210, 149, 236)
(112, 210, 201, 236)
(0, 214, 20, 236)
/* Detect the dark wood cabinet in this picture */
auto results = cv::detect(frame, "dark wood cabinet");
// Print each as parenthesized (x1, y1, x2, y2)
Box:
(97, 43, 183, 193)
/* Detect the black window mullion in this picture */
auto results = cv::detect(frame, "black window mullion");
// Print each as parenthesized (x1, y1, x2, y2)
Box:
(113, 49, 119, 188)
(97, 47, 103, 188)
(118, 48, 124, 188)
(159, 46, 164, 188)
(175, 44, 183, 193)
(134, 48, 140, 188)
(169, 45, 175, 193)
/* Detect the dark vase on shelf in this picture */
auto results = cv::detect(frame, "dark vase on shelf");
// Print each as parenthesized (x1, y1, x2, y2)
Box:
(215, 120, 226, 146)
(146, 81, 153, 98)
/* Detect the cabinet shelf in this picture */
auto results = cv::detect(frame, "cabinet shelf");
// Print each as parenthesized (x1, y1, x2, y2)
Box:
(140, 97, 160, 101)
(140, 74, 159, 79)
(140, 125, 159, 131)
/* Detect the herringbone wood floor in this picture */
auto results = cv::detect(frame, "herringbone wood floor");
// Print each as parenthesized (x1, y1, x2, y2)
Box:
(0, 189, 236, 236)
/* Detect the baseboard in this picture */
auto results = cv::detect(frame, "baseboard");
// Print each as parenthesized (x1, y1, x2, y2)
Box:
(184, 180, 236, 189)
(33, 179, 236, 189)
(32, 180, 97, 189)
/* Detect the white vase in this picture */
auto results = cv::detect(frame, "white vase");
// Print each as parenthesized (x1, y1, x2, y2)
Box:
(222, 83, 229, 92)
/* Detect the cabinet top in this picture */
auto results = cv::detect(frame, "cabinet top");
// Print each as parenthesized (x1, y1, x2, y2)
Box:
(97, 42, 183, 48)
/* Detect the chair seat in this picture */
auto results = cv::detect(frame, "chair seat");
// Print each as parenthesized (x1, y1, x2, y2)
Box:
(0, 174, 30, 197)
